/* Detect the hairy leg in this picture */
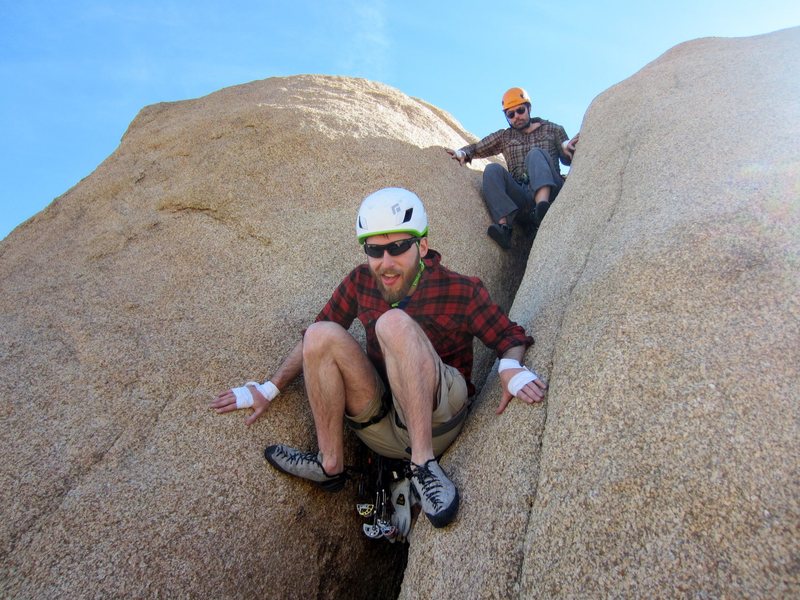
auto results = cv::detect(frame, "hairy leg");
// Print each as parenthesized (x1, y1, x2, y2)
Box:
(302, 321, 379, 475)
(374, 309, 439, 465)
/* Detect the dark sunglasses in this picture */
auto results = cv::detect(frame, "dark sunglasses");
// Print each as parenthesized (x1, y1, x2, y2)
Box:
(363, 237, 419, 258)
(505, 105, 527, 119)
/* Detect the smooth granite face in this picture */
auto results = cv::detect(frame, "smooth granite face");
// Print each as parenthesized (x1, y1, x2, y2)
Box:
(0, 75, 514, 599)
(401, 27, 800, 600)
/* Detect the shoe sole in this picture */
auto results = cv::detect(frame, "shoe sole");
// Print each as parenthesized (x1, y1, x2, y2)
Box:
(264, 445, 348, 492)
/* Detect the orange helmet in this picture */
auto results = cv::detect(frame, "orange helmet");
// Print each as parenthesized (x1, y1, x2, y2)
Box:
(501, 87, 531, 111)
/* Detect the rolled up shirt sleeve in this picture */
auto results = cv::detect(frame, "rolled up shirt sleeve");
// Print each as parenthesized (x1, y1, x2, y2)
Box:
(467, 280, 533, 357)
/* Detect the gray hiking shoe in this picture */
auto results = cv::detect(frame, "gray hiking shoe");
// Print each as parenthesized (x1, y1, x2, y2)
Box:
(410, 459, 459, 528)
(264, 444, 348, 492)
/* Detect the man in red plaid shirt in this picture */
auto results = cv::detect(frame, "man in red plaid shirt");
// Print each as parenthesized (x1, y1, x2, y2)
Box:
(448, 86, 580, 249)
(211, 188, 546, 531)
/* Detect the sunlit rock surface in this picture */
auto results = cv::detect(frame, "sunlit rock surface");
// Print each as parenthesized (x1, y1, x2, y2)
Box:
(402, 27, 799, 599)
(0, 74, 509, 599)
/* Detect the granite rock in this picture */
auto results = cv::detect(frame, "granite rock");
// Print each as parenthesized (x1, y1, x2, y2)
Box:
(0, 75, 512, 599)
(401, 27, 800, 599)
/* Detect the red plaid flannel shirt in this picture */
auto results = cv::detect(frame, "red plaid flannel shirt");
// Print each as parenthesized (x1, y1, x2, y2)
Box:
(315, 250, 533, 395)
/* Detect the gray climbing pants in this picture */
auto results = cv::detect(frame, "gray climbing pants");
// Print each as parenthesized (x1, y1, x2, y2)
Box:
(481, 147, 563, 224)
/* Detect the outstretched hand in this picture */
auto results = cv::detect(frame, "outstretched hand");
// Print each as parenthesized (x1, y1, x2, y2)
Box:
(209, 385, 270, 426)
(562, 133, 580, 160)
(496, 368, 548, 415)
(445, 148, 467, 166)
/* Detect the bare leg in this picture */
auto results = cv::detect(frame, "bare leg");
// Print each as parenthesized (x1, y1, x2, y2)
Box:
(376, 310, 461, 527)
(302, 321, 379, 475)
(374, 309, 439, 465)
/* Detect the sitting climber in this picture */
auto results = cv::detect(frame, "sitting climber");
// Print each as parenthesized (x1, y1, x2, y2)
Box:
(210, 187, 546, 530)
(447, 86, 579, 249)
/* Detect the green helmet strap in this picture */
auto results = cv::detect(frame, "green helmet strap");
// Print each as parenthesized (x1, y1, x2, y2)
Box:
(391, 259, 425, 309)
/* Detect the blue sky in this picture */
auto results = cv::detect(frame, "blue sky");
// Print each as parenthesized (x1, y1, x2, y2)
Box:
(1, 1, 798, 240)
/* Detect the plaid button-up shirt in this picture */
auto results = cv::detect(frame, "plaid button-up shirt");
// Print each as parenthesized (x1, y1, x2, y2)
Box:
(315, 250, 533, 395)
(461, 118, 570, 183)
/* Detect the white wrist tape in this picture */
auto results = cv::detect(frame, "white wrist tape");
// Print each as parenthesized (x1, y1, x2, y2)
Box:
(507, 369, 538, 397)
(498, 358, 522, 372)
(255, 381, 279, 402)
(454, 149, 466, 159)
(233, 380, 280, 409)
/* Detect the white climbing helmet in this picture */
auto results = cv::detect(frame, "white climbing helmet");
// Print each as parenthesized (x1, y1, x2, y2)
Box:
(355, 187, 429, 244)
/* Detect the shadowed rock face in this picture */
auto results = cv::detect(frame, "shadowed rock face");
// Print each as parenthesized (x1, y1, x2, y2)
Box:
(0, 75, 516, 598)
(402, 27, 800, 599)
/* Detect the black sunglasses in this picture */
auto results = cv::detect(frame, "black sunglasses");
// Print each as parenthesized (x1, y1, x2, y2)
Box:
(505, 105, 527, 119)
(363, 237, 419, 259)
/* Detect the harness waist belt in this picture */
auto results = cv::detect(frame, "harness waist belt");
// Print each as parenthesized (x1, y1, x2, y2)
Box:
(346, 389, 391, 431)
(394, 401, 471, 437)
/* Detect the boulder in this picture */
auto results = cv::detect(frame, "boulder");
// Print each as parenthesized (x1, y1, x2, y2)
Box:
(5, 26, 798, 599)
(0, 75, 512, 598)
(402, 27, 800, 598)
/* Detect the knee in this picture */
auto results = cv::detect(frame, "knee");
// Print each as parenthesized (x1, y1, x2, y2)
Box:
(374, 309, 414, 345)
(483, 163, 505, 182)
(303, 321, 346, 357)
(526, 147, 548, 164)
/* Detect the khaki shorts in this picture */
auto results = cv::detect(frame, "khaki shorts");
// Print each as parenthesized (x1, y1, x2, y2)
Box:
(345, 360, 470, 460)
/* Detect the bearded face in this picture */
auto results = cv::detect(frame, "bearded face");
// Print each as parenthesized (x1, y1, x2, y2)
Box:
(371, 254, 421, 304)
(364, 233, 427, 305)
(506, 103, 532, 130)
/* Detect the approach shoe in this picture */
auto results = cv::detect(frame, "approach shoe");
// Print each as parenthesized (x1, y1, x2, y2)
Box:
(410, 459, 459, 528)
(264, 444, 348, 492)
(487, 223, 513, 250)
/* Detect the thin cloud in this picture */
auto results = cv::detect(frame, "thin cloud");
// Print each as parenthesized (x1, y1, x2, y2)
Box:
(335, 0, 391, 79)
